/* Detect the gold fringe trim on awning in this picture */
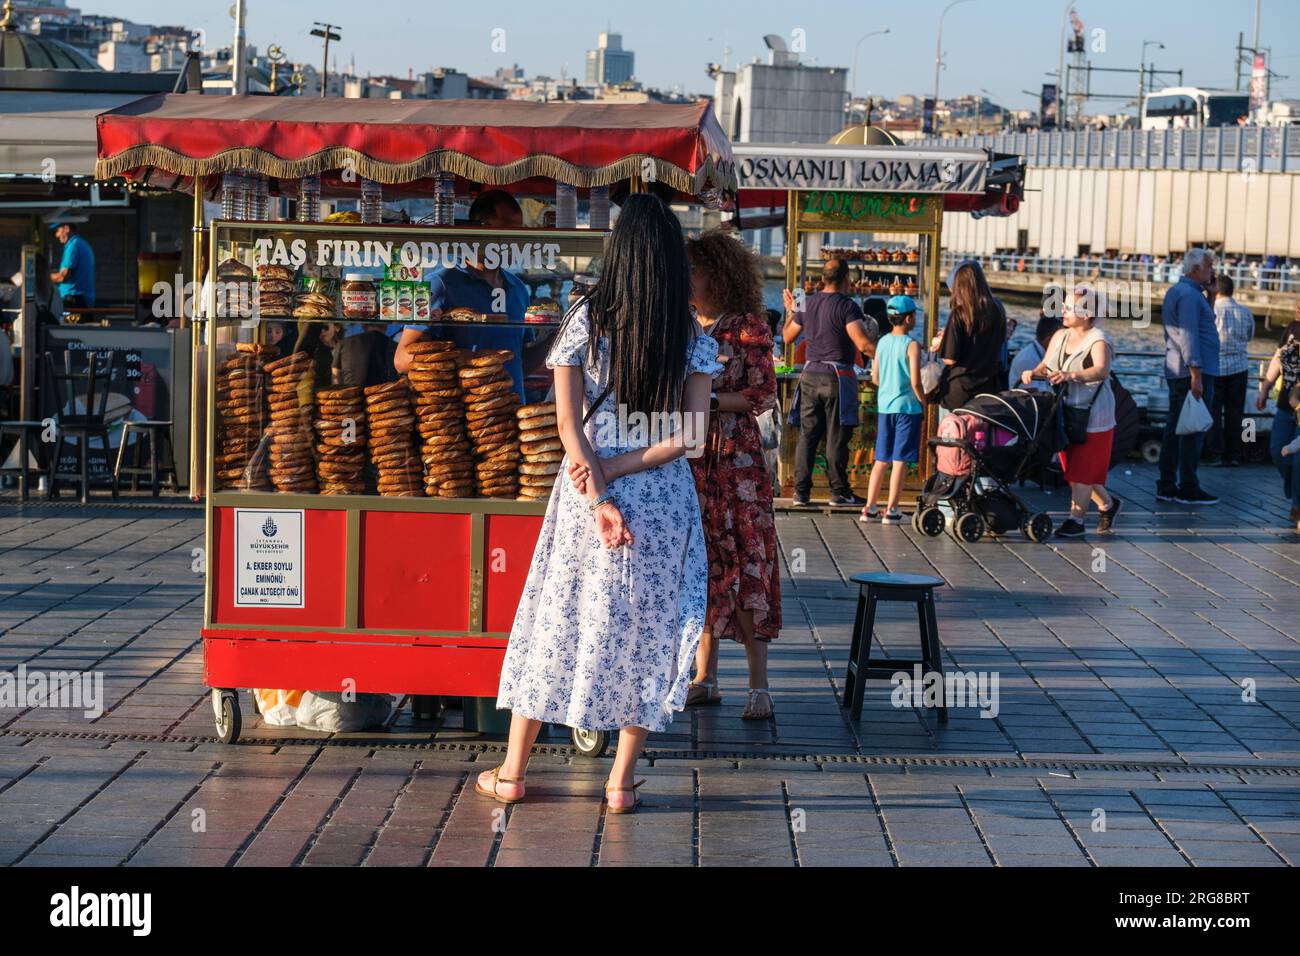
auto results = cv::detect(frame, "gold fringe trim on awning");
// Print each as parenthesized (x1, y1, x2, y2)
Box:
(95, 145, 738, 195)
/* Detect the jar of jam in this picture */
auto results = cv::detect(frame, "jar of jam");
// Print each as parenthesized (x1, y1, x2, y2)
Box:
(340, 273, 377, 320)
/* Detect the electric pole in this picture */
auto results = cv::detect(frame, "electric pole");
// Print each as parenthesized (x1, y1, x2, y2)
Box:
(231, 0, 246, 95)
(311, 22, 341, 97)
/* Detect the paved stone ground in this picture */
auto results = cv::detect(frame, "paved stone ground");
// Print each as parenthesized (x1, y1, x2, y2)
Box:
(0, 462, 1297, 867)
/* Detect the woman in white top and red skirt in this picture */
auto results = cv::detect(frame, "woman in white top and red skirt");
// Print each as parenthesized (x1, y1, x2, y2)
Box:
(1022, 285, 1121, 538)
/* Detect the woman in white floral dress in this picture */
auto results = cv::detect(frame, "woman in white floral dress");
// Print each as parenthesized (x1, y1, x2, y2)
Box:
(478, 195, 721, 813)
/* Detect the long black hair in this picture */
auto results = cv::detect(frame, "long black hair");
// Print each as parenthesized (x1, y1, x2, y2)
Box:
(570, 193, 695, 418)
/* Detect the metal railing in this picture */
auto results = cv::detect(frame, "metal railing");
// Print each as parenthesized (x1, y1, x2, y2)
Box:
(920, 126, 1300, 174)
(942, 251, 1300, 294)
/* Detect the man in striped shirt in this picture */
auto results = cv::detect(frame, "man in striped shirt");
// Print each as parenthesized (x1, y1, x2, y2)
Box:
(1211, 273, 1254, 467)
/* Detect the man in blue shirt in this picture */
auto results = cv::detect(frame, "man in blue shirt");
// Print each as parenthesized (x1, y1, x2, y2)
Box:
(393, 190, 555, 398)
(1158, 248, 1220, 505)
(50, 223, 95, 309)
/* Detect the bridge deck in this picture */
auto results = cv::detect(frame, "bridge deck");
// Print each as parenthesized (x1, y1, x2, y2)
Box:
(0, 461, 1295, 866)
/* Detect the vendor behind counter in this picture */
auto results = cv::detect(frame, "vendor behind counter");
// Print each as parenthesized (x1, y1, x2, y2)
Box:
(391, 190, 556, 399)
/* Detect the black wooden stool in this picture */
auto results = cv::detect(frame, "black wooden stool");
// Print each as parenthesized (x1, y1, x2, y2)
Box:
(0, 421, 46, 500)
(113, 421, 178, 496)
(843, 572, 947, 722)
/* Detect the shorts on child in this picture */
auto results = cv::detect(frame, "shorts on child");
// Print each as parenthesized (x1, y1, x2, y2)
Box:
(875, 412, 922, 463)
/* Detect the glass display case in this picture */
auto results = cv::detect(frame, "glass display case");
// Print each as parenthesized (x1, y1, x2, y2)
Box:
(204, 220, 605, 504)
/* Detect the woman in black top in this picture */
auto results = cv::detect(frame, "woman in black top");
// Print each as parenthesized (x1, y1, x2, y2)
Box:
(1256, 303, 1300, 525)
(935, 262, 1007, 410)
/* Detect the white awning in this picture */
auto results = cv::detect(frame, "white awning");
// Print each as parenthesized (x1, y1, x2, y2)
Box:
(734, 143, 992, 195)
(0, 91, 147, 177)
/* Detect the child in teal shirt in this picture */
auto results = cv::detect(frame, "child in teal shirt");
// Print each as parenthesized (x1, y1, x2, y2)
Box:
(862, 296, 925, 523)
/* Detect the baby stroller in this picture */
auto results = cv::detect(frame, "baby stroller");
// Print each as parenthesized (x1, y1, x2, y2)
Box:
(915, 388, 1065, 544)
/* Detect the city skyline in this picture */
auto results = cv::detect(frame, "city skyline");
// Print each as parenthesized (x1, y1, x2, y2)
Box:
(95, 0, 1300, 108)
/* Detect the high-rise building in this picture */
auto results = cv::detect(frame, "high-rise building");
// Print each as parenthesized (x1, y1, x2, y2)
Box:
(584, 31, 633, 87)
(710, 34, 847, 143)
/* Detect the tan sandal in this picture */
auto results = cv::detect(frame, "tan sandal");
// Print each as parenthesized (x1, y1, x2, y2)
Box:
(474, 765, 526, 805)
(603, 778, 646, 815)
(741, 688, 774, 721)
(686, 679, 722, 707)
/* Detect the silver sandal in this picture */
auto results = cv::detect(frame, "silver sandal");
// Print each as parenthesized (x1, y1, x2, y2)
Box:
(741, 688, 774, 720)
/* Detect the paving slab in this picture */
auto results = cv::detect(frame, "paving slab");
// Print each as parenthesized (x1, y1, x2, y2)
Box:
(2, 464, 1298, 865)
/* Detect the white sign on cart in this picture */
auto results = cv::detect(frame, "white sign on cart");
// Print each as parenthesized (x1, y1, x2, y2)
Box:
(234, 509, 305, 607)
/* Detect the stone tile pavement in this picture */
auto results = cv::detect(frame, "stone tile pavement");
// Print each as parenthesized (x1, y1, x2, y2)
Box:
(0, 463, 1297, 866)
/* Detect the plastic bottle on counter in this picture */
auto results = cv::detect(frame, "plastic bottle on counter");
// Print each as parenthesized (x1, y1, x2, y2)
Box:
(433, 172, 456, 226)
(588, 184, 610, 230)
(555, 182, 577, 229)
(220, 171, 249, 221)
(360, 178, 383, 223)
(248, 173, 269, 221)
(298, 174, 321, 222)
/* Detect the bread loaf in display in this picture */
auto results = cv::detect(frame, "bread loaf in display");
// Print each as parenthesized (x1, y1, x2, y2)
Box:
(313, 385, 368, 495)
(264, 350, 318, 494)
(515, 402, 560, 500)
(364, 380, 422, 497)
(403, 340, 473, 499)
(214, 344, 274, 491)
(460, 349, 520, 498)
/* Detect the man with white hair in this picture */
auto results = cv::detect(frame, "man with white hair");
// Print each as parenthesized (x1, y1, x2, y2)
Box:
(1157, 248, 1220, 505)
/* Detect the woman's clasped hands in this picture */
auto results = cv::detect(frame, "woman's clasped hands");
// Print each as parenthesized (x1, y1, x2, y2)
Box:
(568, 460, 633, 549)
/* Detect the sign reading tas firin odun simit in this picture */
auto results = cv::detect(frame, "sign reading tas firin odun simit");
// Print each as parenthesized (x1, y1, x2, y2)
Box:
(234, 509, 305, 607)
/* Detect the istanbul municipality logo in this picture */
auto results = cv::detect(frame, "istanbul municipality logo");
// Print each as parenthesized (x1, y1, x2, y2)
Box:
(262, 516, 278, 537)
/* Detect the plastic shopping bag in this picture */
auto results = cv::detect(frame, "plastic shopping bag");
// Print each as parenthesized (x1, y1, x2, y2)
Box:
(252, 688, 393, 732)
(756, 408, 781, 451)
(920, 355, 945, 399)
(292, 691, 394, 733)
(252, 688, 304, 728)
(1175, 391, 1213, 436)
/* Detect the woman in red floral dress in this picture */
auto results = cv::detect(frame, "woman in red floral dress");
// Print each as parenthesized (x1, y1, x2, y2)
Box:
(684, 229, 782, 719)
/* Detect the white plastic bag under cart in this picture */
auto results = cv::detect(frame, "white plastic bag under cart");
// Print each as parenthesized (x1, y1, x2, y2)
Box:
(251, 689, 394, 732)
(293, 691, 394, 733)
(1175, 391, 1213, 436)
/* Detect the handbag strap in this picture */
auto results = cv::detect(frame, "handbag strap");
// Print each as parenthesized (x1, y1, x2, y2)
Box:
(1055, 330, 1105, 412)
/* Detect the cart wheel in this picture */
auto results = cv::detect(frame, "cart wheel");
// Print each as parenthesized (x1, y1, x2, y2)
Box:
(953, 511, 986, 543)
(212, 688, 241, 745)
(1140, 438, 1161, 463)
(915, 507, 946, 537)
(571, 726, 610, 758)
(1024, 512, 1054, 543)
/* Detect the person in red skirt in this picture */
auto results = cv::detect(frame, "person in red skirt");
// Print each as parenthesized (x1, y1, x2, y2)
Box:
(1021, 285, 1121, 538)
(683, 229, 782, 719)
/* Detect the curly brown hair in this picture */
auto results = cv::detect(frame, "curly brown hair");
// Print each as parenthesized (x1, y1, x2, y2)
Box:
(686, 227, 765, 318)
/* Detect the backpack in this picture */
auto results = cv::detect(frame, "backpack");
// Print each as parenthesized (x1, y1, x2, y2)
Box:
(935, 413, 983, 477)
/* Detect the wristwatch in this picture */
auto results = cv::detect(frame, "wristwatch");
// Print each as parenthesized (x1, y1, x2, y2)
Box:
(710, 392, 719, 411)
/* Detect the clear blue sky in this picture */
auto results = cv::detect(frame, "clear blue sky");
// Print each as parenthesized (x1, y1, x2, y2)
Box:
(108, 0, 1300, 108)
